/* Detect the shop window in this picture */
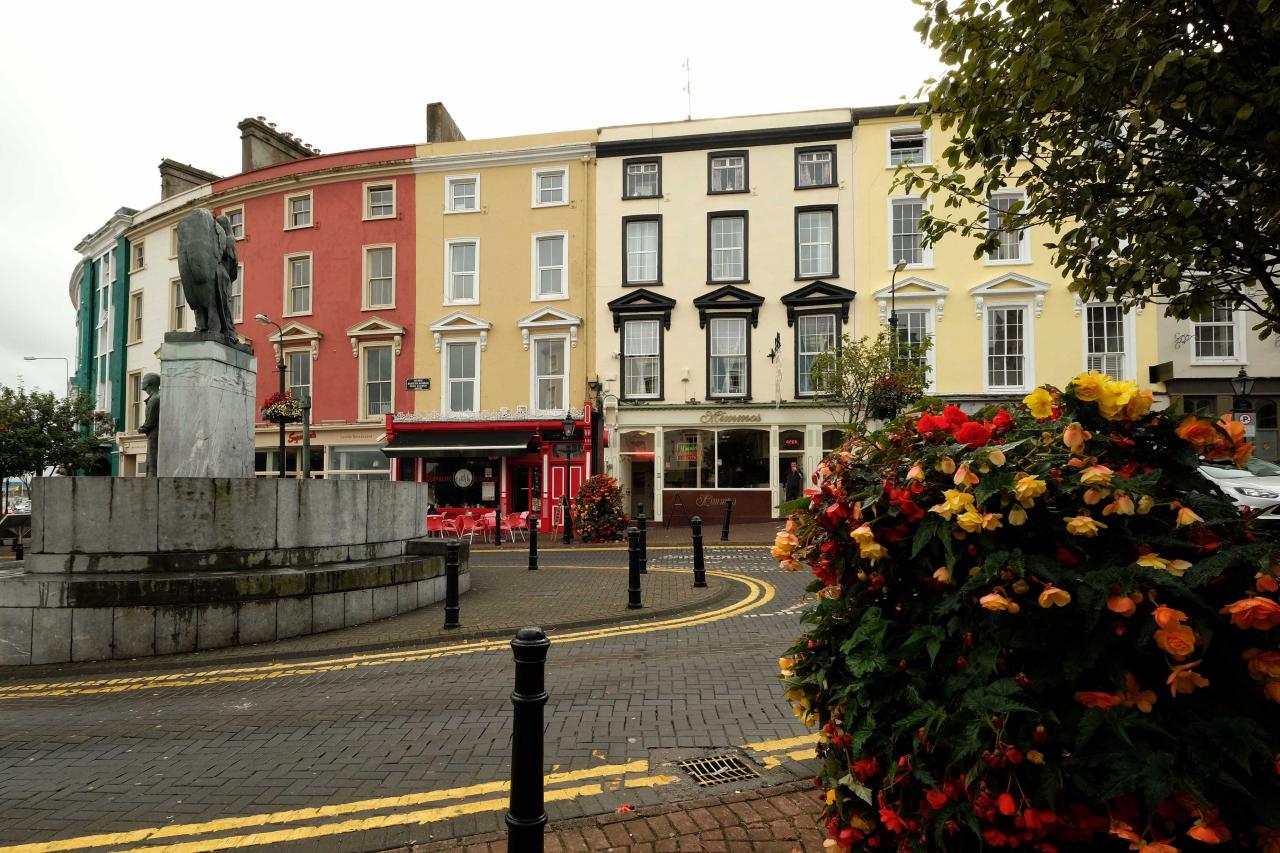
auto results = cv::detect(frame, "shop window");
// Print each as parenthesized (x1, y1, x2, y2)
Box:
(663, 428, 715, 489)
(823, 429, 846, 452)
(1259, 401, 1277, 429)
(620, 430, 655, 457)
(422, 459, 493, 506)
(1182, 396, 1216, 416)
(717, 429, 769, 488)
(255, 447, 326, 479)
(328, 446, 390, 480)
(780, 429, 805, 451)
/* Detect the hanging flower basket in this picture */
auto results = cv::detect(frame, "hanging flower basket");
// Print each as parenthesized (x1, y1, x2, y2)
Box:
(261, 391, 302, 424)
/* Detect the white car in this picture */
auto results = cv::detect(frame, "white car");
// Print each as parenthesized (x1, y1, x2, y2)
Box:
(1198, 458, 1280, 521)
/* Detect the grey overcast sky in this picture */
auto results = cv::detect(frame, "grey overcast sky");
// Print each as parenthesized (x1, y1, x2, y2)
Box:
(0, 0, 942, 397)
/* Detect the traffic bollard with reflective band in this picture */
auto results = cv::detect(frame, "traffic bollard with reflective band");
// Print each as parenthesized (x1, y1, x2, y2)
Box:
(528, 513, 539, 571)
(506, 627, 550, 852)
(561, 495, 572, 544)
(443, 541, 460, 629)
(494, 501, 504, 547)
(691, 516, 707, 588)
(627, 527, 643, 610)
(720, 498, 735, 542)
(637, 508, 648, 574)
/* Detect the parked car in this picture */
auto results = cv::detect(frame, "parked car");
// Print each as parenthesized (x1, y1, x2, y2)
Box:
(1198, 458, 1280, 521)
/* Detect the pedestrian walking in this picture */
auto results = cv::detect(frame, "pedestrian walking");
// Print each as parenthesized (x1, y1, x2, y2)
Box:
(784, 461, 804, 503)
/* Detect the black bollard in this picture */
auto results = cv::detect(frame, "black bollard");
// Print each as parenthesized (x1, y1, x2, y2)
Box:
(637, 505, 648, 575)
(506, 627, 550, 851)
(14, 540, 23, 561)
(494, 501, 504, 547)
(443, 541, 460, 629)
(627, 527, 643, 609)
(691, 516, 707, 588)
(719, 498, 735, 542)
(561, 495, 572, 545)
(527, 513, 539, 571)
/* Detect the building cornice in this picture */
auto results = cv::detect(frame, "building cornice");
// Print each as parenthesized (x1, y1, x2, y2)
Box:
(75, 208, 137, 256)
(411, 142, 593, 173)
(597, 123, 851, 158)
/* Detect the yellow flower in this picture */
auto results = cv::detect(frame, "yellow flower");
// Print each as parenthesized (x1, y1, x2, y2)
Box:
(1103, 493, 1135, 516)
(987, 448, 1006, 467)
(1023, 387, 1055, 419)
(1011, 579, 1030, 595)
(1065, 515, 1107, 537)
(780, 558, 803, 572)
(1097, 379, 1139, 420)
(1165, 559, 1192, 577)
(1167, 661, 1210, 696)
(929, 489, 976, 521)
(850, 524, 875, 546)
(956, 510, 985, 533)
(1008, 504, 1028, 526)
(1070, 371, 1108, 402)
(936, 457, 956, 475)
(1038, 584, 1072, 608)
(906, 463, 925, 482)
(1135, 553, 1170, 571)
(1026, 750, 1044, 765)
(1014, 474, 1047, 504)
(779, 656, 795, 676)
(933, 566, 953, 584)
(1080, 465, 1114, 486)
(860, 541, 889, 563)
(1137, 494, 1155, 515)
(826, 788, 837, 805)
(1124, 389, 1154, 420)
(1175, 505, 1203, 527)
(1062, 422, 1092, 454)
(980, 592, 1017, 612)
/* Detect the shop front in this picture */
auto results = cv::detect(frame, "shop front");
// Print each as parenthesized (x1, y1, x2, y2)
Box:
(384, 403, 596, 532)
(251, 423, 391, 480)
(606, 404, 848, 524)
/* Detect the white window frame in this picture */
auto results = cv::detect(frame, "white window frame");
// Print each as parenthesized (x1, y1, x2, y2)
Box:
(222, 205, 245, 240)
(986, 190, 1031, 265)
(709, 154, 746, 193)
(624, 219, 661, 285)
(126, 370, 144, 434)
(170, 278, 187, 332)
(886, 125, 929, 167)
(531, 231, 568, 301)
(284, 191, 313, 230)
(128, 290, 144, 345)
(709, 215, 746, 283)
(982, 302, 1034, 393)
(624, 160, 661, 199)
(893, 307, 937, 392)
(1190, 302, 1246, 365)
(444, 238, 480, 305)
(445, 174, 480, 213)
(363, 181, 396, 220)
(169, 226, 178, 259)
(622, 318, 661, 401)
(888, 195, 932, 269)
(231, 263, 244, 324)
(709, 316, 749, 399)
(796, 148, 835, 189)
(529, 334, 569, 414)
(283, 252, 313, 317)
(1081, 302, 1135, 380)
(285, 347, 313, 404)
(130, 240, 145, 272)
(796, 209, 834, 278)
(531, 167, 569, 208)
(796, 312, 837, 397)
(362, 243, 397, 310)
(442, 338, 481, 414)
(359, 341, 395, 421)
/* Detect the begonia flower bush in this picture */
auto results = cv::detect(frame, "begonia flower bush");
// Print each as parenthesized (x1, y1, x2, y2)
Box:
(774, 373, 1280, 852)
(572, 474, 625, 542)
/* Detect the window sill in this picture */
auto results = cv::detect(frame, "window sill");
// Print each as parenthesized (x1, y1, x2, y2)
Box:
(885, 161, 928, 169)
(795, 183, 837, 191)
(532, 201, 569, 209)
(282, 311, 314, 319)
(795, 274, 837, 282)
(708, 189, 749, 196)
(985, 387, 1029, 395)
(984, 258, 1032, 267)
(622, 195, 661, 202)
(283, 224, 314, 232)
(708, 279, 749, 286)
(444, 299, 480, 307)
(885, 263, 932, 272)
(444, 208, 480, 215)
(130, 266, 146, 274)
(362, 304, 396, 312)
(620, 396, 662, 403)
(532, 294, 569, 302)
(362, 213, 397, 222)
(707, 396, 752, 403)
(1189, 358, 1246, 367)
(623, 281, 663, 288)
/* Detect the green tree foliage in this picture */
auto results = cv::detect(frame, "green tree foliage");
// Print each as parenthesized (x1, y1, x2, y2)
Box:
(903, 0, 1280, 335)
(812, 331, 932, 425)
(0, 385, 115, 481)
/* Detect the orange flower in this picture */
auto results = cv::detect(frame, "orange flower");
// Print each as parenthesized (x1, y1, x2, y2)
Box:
(1155, 621, 1197, 660)
(1108, 595, 1137, 617)
(1124, 390, 1154, 420)
(954, 462, 979, 487)
(1243, 648, 1280, 680)
(1257, 573, 1279, 593)
(936, 457, 956, 475)
(1167, 661, 1210, 696)
(932, 566, 952, 584)
(1083, 487, 1111, 506)
(1220, 597, 1280, 631)
(1103, 493, 1135, 516)
(1063, 422, 1092, 454)
(1080, 464, 1114, 486)
(1137, 494, 1156, 514)
(1265, 681, 1280, 704)
(1075, 690, 1123, 710)
(1186, 808, 1231, 845)
(1120, 673, 1157, 712)
(1175, 505, 1203, 527)
(980, 592, 1018, 612)
(1038, 584, 1071, 608)
(1176, 415, 1219, 449)
(1153, 604, 1189, 628)
(780, 558, 803, 572)
(906, 462, 925, 482)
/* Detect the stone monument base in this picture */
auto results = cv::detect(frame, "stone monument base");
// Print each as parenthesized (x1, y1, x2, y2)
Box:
(158, 334, 256, 478)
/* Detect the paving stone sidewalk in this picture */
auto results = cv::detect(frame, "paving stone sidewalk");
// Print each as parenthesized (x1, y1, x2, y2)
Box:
(0, 557, 728, 679)
(405, 781, 825, 852)
(471, 521, 780, 550)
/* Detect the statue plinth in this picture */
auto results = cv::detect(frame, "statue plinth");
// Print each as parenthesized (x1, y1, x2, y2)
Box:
(157, 336, 257, 478)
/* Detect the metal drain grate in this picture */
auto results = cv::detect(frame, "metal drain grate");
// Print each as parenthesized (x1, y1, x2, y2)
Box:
(677, 755, 760, 787)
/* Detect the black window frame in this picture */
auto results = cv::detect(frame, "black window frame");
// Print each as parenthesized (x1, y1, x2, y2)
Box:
(793, 309, 840, 399)
(622, 214, 663, 287)
(705, 312, 753, 401)
(794, 205, 839, 281)
(706, 210, 749, 285)
(794, 145, 837, 190)
(619, 316, 665, 402)
(622, 157, 662, 200)
(707, 150, 749, 195)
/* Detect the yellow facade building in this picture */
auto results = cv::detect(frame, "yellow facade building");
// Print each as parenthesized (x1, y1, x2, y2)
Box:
(387, 130, 599, 531)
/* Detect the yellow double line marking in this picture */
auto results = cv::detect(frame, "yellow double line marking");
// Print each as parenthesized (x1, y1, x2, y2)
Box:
(0, 569, 773, 701)
(0, 737, 816, 852)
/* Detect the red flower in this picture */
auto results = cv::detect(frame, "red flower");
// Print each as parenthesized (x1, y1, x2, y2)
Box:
(851, 757, 882, 781)
(992, 409, 1014, 434)
(955, 420, 994, 448)
(880, 808, 908, 834)
(925, 789, 950, 809)
(942, 405, 969, 429)
(916, 412, 950, 438)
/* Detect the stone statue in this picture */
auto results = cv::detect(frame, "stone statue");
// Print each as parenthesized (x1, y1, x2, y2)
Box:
(176, 208, 236, 339)
(138, 373, 160, 477)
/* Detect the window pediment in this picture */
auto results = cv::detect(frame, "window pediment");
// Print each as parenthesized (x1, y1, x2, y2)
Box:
(692, 284, 764, 328)
(517, 307, 582, 349)
(346, 316, 405, 358)
(429, 310, 491, 352)
(969, 272, 1050, 319)
(269, 321, 322, 360)
(872, 277, 949, 322)
(780, 280, 856, 326)
(607, 289, 676, 331)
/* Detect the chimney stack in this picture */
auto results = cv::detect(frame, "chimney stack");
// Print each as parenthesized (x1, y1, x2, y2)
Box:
(425, 102, 465, 143)
(237, 117, 318, 173)
(158, 159, 222, 200)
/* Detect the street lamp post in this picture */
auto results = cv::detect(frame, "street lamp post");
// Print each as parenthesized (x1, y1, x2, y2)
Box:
(23, 356, 71, 398)
(887, 259, 908, 362)
(1230, 367, 1256, 413)
(255, 314, 288, 478)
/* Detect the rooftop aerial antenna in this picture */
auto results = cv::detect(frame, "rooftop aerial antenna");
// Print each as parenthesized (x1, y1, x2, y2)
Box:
(682, 58, 692, 120)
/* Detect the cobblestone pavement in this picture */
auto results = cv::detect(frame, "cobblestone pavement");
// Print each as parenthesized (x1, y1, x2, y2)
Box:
(0, 546, 816, 853)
